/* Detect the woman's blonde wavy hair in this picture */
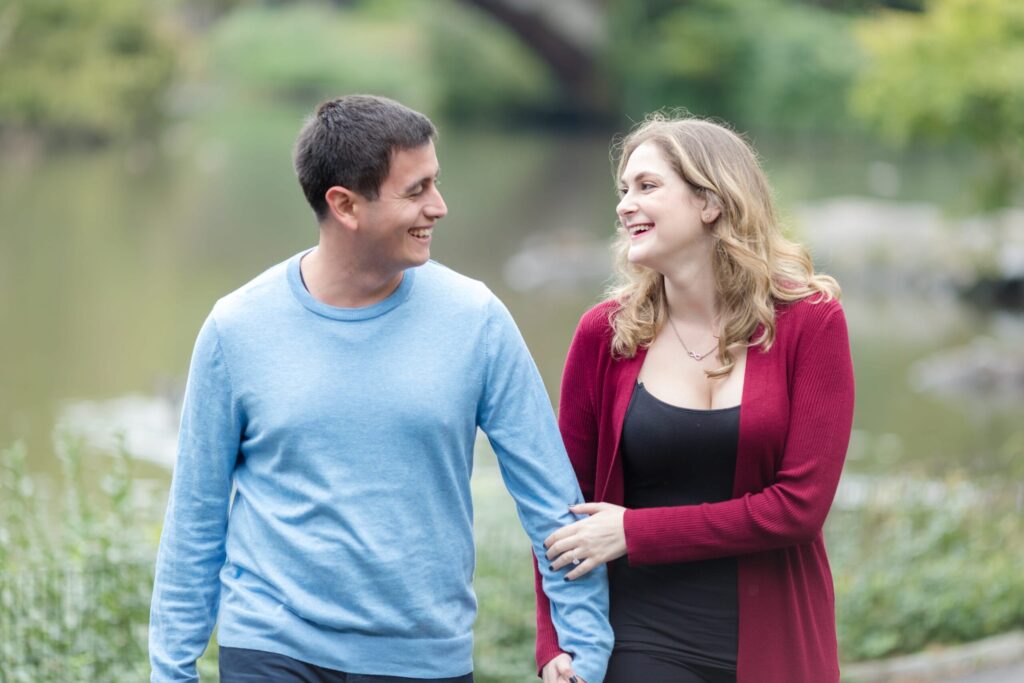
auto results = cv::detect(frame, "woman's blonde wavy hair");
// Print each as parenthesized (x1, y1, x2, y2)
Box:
(607, 113, 840, 377)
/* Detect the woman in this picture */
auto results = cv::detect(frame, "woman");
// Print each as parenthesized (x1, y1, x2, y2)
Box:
(535, 114, 854, 683)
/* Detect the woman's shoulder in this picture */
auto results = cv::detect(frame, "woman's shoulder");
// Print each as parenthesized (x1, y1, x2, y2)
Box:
(577, 299, 620, 337)
(564, 299, 619, 358)
(774, 294, 847, 346)
(778, 293, 844, 320)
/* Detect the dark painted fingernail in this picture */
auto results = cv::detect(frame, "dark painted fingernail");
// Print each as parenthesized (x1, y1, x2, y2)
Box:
(564, 576, 572, 582)
(548, 565, 554, 571)
(569, 677, 579, 683)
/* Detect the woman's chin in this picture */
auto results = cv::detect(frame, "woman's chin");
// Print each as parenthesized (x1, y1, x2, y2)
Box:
(626, 248, 657, 270)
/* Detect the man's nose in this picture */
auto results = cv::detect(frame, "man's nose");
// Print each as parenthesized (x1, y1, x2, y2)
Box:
(426, 187, 447, 219)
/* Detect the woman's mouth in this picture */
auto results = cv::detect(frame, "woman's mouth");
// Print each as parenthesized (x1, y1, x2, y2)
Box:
(628, 223, 654, 238)
(409, 226, 433, 240)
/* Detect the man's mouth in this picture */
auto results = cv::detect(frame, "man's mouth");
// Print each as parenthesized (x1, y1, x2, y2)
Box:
(628, 223, 654, 237)
(409, 226, 433, 240)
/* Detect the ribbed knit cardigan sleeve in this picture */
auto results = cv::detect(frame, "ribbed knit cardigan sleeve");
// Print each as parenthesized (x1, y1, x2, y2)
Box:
(534, 310, 605, 674)
(623, 299, 855, 564)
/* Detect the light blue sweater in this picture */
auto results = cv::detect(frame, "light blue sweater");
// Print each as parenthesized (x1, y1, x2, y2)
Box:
(149, 252, 611, 682)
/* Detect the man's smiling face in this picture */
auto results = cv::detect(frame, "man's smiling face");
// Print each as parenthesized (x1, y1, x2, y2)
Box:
(355, 141, 447, 276)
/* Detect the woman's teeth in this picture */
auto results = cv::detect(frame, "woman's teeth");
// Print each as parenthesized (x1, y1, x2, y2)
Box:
(409, 227, 433, 238)
(629, 224, 653, 236)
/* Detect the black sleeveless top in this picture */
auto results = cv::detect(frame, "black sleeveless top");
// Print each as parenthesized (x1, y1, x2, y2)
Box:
(609, 381, 739, 670)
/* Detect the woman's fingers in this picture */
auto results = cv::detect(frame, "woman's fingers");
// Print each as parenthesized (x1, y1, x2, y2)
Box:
(545, 533, 579, 562)
(564, 557, 598, 581)
(569, 502, 605, 515)
(542, 653, 575, 683)
(549, 543, 584, 571)
(544, 518, 580, 549)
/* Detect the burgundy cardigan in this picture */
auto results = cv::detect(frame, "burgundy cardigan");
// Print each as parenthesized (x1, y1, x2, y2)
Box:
(535, 296, 854, 682)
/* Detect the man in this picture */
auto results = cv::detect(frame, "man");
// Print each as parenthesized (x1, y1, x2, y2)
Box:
(149, 95, 611, 683)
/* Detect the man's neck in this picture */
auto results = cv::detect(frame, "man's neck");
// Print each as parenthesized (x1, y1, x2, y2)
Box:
(300, 242, 404, 309)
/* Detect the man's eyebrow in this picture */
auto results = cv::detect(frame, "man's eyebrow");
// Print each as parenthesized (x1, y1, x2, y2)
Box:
(402, 170, 440, 194)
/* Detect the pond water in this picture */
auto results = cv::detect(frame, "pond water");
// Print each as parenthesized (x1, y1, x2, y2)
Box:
(2, 104, 1021, 495)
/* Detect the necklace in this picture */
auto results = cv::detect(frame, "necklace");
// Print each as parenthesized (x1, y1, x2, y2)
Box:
(666, 314, 718, 362)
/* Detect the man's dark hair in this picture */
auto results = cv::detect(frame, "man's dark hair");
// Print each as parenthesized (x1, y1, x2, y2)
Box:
(293, 95, 437, 221)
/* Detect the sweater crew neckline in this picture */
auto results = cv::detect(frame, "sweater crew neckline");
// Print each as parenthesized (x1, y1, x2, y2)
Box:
(287, 249, 416, 321)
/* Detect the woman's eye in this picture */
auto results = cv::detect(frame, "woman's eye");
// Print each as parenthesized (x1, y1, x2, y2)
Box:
(641, 182, 655, 191)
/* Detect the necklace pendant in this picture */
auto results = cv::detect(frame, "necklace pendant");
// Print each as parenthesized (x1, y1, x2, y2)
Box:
(688, 351, 701, 360)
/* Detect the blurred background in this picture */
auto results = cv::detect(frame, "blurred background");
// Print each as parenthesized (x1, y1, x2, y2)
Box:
(1, 0, 1022, 681)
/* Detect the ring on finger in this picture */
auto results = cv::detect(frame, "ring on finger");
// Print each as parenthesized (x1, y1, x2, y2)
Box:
(571, 548, 581, 566)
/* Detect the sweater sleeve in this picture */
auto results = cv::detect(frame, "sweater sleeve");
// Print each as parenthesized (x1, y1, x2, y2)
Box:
(534, 311, 603, 674)
(477, 298, 611, 683)
(149, 314, 244, 682)
(623, 300, 855, 564)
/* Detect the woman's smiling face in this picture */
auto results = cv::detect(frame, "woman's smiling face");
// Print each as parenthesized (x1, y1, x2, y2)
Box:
(616, 140, 717, 272)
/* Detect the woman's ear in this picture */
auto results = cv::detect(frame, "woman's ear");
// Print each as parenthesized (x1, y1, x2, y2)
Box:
(701, 198, 722, 224)
(324, 186, 360, 231)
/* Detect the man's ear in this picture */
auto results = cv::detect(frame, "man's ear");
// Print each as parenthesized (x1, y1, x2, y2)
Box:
(324, 186, 361, 231)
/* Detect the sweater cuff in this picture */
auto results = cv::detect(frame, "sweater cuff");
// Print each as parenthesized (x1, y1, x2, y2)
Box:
(623, 506, 662, 565)
(571, 647, 610, 683)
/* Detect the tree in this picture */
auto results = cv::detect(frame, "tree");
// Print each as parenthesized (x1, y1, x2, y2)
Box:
(852, 0, 1024, 208)
(0, 0, 177, 143)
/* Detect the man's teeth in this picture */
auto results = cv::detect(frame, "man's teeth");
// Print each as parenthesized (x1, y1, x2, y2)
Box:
(629, 224, 653, 236)
(409, 227, 433, 238)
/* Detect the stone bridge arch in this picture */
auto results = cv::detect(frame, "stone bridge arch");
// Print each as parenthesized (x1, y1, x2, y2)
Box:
(457, 0, 612, 118)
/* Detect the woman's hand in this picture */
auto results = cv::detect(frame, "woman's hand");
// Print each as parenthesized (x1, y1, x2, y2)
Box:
(541, 653, 584, 683)
(544, 502, 627, 580)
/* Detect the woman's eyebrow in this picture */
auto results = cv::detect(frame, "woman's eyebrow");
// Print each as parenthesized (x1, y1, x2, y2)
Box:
(620, 170, 662, 184)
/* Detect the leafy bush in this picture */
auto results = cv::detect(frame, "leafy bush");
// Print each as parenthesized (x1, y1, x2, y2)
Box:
(830, 484, 1024, 660)
(0, 0, 177, 141)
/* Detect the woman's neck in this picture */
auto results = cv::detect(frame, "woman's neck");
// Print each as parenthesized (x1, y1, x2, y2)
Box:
(662, 259, 719, 326)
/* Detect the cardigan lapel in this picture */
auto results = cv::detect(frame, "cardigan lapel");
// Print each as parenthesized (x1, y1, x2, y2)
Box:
(734, 324, 771, 496)
(597, 347, 646, 503)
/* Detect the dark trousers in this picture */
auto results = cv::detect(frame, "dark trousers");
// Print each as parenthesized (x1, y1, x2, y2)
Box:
(219, 647, 474, 683)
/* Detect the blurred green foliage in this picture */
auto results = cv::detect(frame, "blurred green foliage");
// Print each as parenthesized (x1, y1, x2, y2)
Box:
(0, 0, 176, 142)
(830, 488, 1024, 660)
(203, 2, 437, 111)
(611, 0, 863, 132)
(426, 2, 557, 123)
(201, 0, 556, 124)
(4, 440, 1022, 678)
(3, 0, 1023, 182)
(0, 438, 152, 681)
(852, 0, 1024, 207)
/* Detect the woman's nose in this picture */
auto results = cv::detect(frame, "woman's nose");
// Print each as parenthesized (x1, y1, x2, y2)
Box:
(616, 195, 636, 219)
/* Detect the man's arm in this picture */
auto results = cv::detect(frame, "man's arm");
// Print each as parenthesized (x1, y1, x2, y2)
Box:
(476, 296, 612, 683)
(150, 314, 243, 682)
